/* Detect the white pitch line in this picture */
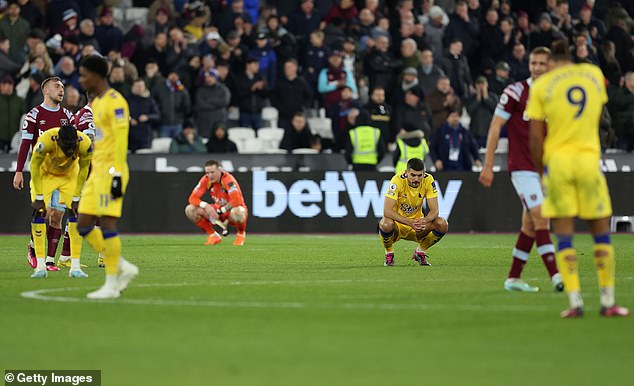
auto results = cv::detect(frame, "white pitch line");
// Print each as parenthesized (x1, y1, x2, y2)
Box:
(20, 283, 554, 312)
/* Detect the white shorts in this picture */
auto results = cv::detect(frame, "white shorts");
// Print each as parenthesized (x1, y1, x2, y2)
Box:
(510, 171, 543, 210)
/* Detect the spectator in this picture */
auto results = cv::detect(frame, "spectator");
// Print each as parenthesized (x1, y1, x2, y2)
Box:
(332, 85, 359, 149)
(606, 18, 633, 72)
(515, 10, 531, 49)
(443, 1, 479, 65)
(301, 30, 329, 94)
(418, 48, 446, 96)
(219, 0, 252, 36)
(143, 59, 166, 93)
(529, 13, 565, 50)
(56, 55, 80, 90)
(194, 69, 231, 138)
(364, 86, 395, 146)
(59, 9, 80, 41)
(153, 70, 191, 138)
(18, 0, 43, 30)
(61, 84, 80, 113)
(94, 7, 124, 56)
(280, 111, 313, 152)
(199, 31, 221, 59)
(24, 70, 43, 109)
(323, 0, 359, 33)
(354, 8, 376, 43)
(286, 0, 321, 44)
(364, 34, 397, 95)
(166, 27, 196, 75)
(577, 3, 606, 42)
(0, 1, 30, 65)
(271, 59, 312, 129)
(183, 3, 209, 41)
(46, 0, 79, 38)
(78, 19, 99, 49)
(319, 50, 357, 122)
(400, 38, 421, 70)
(424, 5, 448, 62)
(0, 37, 20, 77)
(109, 65, 131, 98)
(393, 129, 430, 174)
(396, 87, 434, 139)
(608, 72, 634, 152)
(147, 0, 177, 25)
(499, 17, 516, 61)
(128, 79, 160, 152)
(345, 109, 385, 171)
(599, 40, 622, 87)
(341, 36, 358, 76)
(466, 76, 498, 148)
(206, 121, 238, 153)
(233, 58, 267, 131)
(169, 119, 206, 153)
(425, 76, 461, 133)
(439, 39, 472, 99)
(0, 74, 24, 152)
(179, 53, 201, 98)
(508, 43, 530, 81)
(249, 31, 277, 89)
(145, 7, 172, 46)
(310, 134, 322, 153)
(479, 8, 504, 69)
(430, 109, 482, 171)
(551, 0, 573, 39)
(488, 61, 511, 96)
(265, 14, 297, 68)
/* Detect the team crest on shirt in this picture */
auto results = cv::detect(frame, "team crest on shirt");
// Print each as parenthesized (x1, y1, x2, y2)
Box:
(530, 194, 537, 201)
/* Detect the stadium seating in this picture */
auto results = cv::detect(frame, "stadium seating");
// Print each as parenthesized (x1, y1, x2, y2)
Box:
(136, 137, 172, 154)
(307, 117, 333, 140)
(227, 127, 259, 153)
(258, 127, 285, 153)
(291, 148, 319, 154)
(261, 107, 279, 129)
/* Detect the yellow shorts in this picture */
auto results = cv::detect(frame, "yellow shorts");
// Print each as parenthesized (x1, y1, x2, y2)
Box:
(78, 169, 129, 218)
(30, 171, 77, 210)
(394, 221, 424, 243)
(542, 153, 612, 220)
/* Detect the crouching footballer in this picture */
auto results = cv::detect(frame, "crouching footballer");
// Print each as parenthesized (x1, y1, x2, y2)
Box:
(378, 158, 448, 266)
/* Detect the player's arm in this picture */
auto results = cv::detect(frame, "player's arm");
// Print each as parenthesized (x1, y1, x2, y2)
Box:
(218, 176, 243, 215)
(529, 119, 546, 174)
(13, 114, 37, 190)
(188, 177, 216, 218)
(423, 196, 439, 226)
(383, 196, 415, 228)
(29, 137, 50, 202)
(480, 88, 513, 187)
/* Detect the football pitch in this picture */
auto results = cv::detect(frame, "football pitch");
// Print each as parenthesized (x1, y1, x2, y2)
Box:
(1, 234, 633, 386)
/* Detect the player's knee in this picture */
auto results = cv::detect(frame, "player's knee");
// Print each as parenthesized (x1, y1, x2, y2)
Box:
(379, 217, 394, 232)
(184, 205, 200, 221)
(229, 206, 247, 224)
(436, 217, 449, 233)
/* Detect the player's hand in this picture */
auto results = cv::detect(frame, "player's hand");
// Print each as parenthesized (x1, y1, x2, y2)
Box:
(111, 175, 123, 199)
(479, 167, 494, 187)
(32, 199, 45, 214)
(411, 218, 425, 232)
(13, 172, 24, 190)
(71, 201, 79, 215)
(203, 204, 216, 219)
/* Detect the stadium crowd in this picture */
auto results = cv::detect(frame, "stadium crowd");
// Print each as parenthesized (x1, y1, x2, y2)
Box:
(1, 0, 633, 166)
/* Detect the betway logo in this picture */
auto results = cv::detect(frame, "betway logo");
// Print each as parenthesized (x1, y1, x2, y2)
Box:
(252, 171, 462, 219)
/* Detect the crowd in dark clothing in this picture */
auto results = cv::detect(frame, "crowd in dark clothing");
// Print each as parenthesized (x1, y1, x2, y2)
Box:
(1, 0, 634, 159)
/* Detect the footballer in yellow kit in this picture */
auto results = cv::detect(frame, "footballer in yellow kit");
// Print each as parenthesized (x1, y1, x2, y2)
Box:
(378, 157, 449, 266)
(78, 88, 130, 218)
(526, 61, 611, 220)
(29, 126, 92, 278)
(77, 55, 138, 300)
(527, 40, 628, 318)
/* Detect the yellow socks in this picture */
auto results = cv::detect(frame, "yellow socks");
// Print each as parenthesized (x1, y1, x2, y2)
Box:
(420, 230, 445, 251)
(102, 230, 121, 275)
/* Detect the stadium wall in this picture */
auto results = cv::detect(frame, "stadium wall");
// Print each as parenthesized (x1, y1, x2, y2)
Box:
(2, 172, 632, 233)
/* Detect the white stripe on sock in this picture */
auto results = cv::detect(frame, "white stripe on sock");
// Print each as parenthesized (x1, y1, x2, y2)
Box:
(512, 248, 530, 261)
(537, 244, 555, 255)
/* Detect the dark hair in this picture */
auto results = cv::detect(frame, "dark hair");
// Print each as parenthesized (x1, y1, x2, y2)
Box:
(80, 55, 109, 78)
(205, 160, 219, 168)
(406, 158, 425, 171)
(58, 125, 78, 142)
(551, 40, 571, 61)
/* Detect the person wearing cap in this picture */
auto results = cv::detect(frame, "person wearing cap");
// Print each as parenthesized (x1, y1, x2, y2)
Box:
(248, 31, 278, 89)
(345, 109, 385, 171)
(94, 7, 123, 56)
(424, 5, 448, 62)
(488, 61, 511, 96)
(529, 12, 565, 50)
(60, 8, 79, 41)
(206, 121, 237, 153)
(194, 68, 231, 138)
(128, 79, 160, 152)
(0, 0, 30, 65)
(393, 129, 430, 175)
(169, 118, 206, 154)
(429, 108, 481, 172)
(439, 38, 472, 99)
(0, 73, 24, 152)
(199, 30, 222, 58)
(466, 75, 498, 148)
(318, 49, 358, 136)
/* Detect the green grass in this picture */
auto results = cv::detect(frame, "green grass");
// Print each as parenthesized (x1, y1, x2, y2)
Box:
(1, 234, 633, 386)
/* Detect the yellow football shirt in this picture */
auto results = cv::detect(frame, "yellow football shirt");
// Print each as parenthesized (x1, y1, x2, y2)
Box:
(385, 172, 438, 219)
(30, 128, 93, 196)
(525, 62, 607, 163)
(91, 88, 130, 175)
